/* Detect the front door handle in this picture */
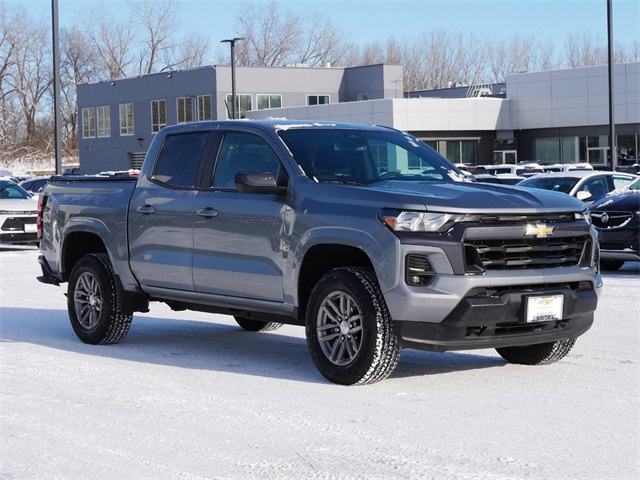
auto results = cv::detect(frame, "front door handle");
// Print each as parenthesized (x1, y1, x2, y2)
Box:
(196, 207, 219, 218)
(136, 205, 156, 215)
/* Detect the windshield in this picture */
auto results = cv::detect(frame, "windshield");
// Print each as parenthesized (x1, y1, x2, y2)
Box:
(517, 176, 580, 194)
(278, 128, 462, 185)
(0, 180, 32, 199)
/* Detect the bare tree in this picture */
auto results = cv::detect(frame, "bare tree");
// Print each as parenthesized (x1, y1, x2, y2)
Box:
(81, 8, 135, 79)
(232, 2, 349, 67)
(81, 0, 208, 77)
(170, 32, 209, 69)
(564, 31, 632, 68)
(0, 0, 19, 145)
(488, 34, 556, 82)
(4, 11, 52, 143)
(131, 0, 179, 74)
(60, 26, 102, 151)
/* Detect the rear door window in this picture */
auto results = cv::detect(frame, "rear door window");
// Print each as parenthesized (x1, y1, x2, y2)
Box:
(152, 132, 209, 188)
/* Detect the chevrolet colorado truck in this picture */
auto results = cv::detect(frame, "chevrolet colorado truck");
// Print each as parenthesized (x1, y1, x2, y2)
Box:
(37, 120, 602, 385)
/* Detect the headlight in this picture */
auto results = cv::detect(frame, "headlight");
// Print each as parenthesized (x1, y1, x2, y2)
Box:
(576, 211, 591, 225)
(380, 210, 480, 232)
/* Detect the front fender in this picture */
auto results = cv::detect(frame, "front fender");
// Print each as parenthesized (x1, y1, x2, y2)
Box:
(290, 225, 401, 297)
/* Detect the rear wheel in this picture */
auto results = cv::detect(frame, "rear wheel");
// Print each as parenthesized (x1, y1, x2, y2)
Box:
(67, 253, 133, 345)
(234, 316, 283, 332)
(306, 267, 401, 385)
(496, 339, 575, 365)
(600, 260, 624, 271)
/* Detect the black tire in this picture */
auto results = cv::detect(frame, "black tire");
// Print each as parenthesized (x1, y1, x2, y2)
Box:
(67, 253, 133, 345)
(305, 267, 401, 386)
(234, 316, 283, 332)
(600, 260, 624, 271)
(496, 339, 576, 365)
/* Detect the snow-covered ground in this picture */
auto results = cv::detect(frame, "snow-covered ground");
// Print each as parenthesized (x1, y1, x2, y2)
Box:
(1, 247, 639, 479)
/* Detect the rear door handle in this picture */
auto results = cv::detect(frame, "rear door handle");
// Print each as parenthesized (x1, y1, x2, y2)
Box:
(136, 205, 156, 215)
(196, 207, 219, 218)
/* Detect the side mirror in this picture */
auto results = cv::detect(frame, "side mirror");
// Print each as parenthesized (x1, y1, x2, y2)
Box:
(576, 190, 592, 201)
(234, 172, 287, 194)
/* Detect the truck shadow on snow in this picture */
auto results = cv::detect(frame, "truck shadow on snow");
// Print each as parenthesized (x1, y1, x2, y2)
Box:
(1, 307, 506, 384)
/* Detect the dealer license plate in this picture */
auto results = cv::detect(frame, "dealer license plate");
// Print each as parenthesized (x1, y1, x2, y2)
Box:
(526, 295, 564, 323)
(24, 224, 37, 233)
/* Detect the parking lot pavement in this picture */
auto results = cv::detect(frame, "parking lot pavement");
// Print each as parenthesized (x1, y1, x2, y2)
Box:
(1, 251, 638, 480)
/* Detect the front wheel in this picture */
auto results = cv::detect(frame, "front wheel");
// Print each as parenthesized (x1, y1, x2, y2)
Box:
(306, 267, 401, 385)
(496, 339, 576, 365)
(67, 253, 133, 345)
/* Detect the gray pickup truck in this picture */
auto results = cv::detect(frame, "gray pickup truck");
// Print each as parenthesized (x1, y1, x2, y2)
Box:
(37, 120, 602, 385)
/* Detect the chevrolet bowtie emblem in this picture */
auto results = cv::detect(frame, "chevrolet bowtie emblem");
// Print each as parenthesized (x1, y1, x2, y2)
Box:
(525, 223, 554, 238)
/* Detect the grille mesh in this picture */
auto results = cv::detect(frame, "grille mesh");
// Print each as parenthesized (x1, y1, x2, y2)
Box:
(466, 236, 586, 270)
(590, 211, 633, 229)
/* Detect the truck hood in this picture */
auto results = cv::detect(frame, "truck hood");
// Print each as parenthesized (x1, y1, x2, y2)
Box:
(368, 180, 585, 213)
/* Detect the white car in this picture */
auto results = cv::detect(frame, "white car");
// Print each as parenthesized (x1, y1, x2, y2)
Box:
(0, 179, 39, 244)
(544, 163, 594, 173)
(517, 171, 637, 203)
(485, 163, 545, 177)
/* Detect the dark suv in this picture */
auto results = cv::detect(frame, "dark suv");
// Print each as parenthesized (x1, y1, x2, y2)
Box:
(589, 177, 640, 270)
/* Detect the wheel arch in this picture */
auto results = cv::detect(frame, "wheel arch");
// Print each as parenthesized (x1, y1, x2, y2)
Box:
(61, 231, 108, 281)
(297, 243, 374, 321)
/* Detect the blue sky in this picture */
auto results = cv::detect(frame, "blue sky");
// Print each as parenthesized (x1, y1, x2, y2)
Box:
(12, 0, 640, 61)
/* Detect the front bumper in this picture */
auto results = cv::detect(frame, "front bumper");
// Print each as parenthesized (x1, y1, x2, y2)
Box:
(394, 284, 596, 352)
(383, 236, 601, 352)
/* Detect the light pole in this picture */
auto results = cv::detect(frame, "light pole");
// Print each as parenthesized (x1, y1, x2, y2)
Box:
(607, 0, 616, 171)
(221, 37, 244, 120)
(52, 0, 62, 174)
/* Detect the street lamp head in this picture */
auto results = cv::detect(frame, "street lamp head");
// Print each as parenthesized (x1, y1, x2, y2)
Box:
(221, 37, 245, 45)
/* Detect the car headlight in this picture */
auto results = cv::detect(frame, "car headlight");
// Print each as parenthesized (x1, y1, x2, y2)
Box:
(576, 210, 591, 225)
(380, 210, 480, 232)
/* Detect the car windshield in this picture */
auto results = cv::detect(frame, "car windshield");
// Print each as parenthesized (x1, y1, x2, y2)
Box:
(0, 180, 32, 199)
(277, 128, 462, 185)
(517, 176, 580, 194)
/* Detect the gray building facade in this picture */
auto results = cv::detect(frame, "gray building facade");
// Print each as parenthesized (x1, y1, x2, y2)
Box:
(76, 63, 403, 173)
(77, 62, 639, 172)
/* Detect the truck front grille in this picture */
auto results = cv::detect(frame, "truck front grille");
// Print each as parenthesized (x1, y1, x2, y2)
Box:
(465, 236, 587, 270)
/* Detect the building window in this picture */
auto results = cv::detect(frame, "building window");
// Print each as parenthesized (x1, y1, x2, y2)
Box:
(151, 100, 166, 133)
(82, 108, 95, 138)
(257, 94, 282, 110)
(225, 94, 252, 119)
(177, 97, 193, 124)
(97, 106, 110, 138)
(197, 95, 212, 121)
(586, 135, 608, 164)
(445, 140, 477, 164)
(533, 137, 579, 164)
(307, 95, 330, 106)
(119, 103, 134, 136)
(357, 93, 369, 101)
(617, 134, 638, 161)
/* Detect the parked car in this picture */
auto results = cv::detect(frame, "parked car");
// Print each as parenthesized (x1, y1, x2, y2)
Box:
(588, 177, 640, 271)
(0, 178, 39, 244)
(544, 163, 594, 173)
(19, 175, 51, 194)
(517, 171, 637, 203)
(473, 173, 525, 185)
(485, 163, 544, 177)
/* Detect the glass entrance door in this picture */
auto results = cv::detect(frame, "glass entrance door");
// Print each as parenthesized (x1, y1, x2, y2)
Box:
(492, 150, 517, 164)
